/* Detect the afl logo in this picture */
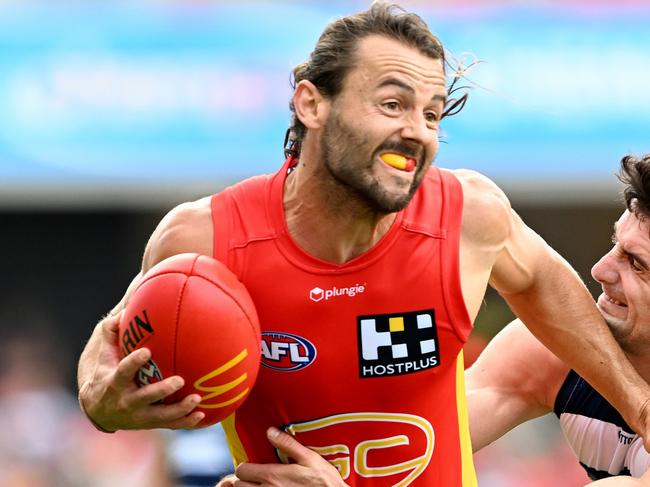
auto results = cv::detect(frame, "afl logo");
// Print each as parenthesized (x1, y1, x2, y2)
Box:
(137, 359, 163, 386)
(261, 332, 317, 372)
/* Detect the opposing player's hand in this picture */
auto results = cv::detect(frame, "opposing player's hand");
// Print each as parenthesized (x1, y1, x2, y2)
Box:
(222, 427, 348, 487)
(78, 312, 205, 432)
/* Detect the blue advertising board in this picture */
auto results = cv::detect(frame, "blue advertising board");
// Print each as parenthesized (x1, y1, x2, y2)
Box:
(1, 1, 648, 206)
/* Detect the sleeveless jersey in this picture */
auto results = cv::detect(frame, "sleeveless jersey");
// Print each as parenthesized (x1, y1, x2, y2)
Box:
(554, 370, 650, 479)
(210, 158, 476, 486)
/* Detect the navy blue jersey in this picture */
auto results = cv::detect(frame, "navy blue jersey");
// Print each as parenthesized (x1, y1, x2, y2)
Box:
(554, 370, 649, 479)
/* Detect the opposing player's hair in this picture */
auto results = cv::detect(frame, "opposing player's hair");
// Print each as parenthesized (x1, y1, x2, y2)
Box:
(285, 1, 446, 157)
(618, 154, 650, 221)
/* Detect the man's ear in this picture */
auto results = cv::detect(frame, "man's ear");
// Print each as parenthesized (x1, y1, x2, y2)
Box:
(292, 80, 330, 130)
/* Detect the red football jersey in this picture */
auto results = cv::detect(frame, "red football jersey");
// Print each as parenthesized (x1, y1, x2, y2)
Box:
(210, 158, 476, 486)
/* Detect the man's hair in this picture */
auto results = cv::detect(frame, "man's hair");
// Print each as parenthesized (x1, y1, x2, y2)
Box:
(618, 154, 650, 220)
(285, 1, 445, 157)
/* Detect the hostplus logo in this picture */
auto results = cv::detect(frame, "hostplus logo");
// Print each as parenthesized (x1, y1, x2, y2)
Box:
(309, 283, 366, 303)
(357, 309, 440, 378)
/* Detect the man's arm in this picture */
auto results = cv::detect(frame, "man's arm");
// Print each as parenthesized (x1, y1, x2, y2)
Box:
(77, 197, 213, 432)
(465, 319, 568, 451)
(459, 170, 650, 447)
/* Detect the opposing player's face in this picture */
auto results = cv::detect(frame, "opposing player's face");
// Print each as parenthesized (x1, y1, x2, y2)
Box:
(591, 210, 650, 353)
(321, 35, 446, 213)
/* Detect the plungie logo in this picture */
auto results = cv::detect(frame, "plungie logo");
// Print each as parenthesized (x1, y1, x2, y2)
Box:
(309, 284, 366, 302)
(261, 332, 317, 371)
(310, 287, 325, 302)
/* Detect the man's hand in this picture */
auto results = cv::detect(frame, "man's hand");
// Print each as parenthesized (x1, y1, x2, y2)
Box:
(78, 313, 205, 432)
(216, 427, 348, 486)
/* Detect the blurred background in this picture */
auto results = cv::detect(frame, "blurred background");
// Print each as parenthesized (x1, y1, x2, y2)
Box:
(1, 0, 649, 485)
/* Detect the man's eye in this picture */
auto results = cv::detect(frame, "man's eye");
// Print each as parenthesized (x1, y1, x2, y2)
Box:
(424, 111, 440, 123)
(382, 101, 400, 111)
(629, 256, 644, 272)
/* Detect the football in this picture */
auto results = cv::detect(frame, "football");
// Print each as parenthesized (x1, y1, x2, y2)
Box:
(118, 253, 260, 427)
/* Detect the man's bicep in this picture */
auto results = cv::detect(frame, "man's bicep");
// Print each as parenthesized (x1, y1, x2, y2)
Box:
(113, 207, 195, 313)
(142, 197, 213, 273)
(488, 210, 554, 296)
(465, 376, 534, 451)
(81, 197, 213, 366)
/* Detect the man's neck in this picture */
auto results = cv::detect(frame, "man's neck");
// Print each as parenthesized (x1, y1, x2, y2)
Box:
(282, 157, 396, 265)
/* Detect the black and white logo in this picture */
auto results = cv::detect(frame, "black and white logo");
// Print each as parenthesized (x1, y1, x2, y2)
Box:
(357, 309, 439, 378)
(137, 358, 163, 386)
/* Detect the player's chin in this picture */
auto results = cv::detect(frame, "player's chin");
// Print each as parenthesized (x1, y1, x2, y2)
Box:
(379, 169, 419, 195)
(598, 305, 626, 325)
(598, 308, 629, 336)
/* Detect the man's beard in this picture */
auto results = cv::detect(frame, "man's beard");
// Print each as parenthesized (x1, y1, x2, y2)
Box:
(320, 110, 429, 214)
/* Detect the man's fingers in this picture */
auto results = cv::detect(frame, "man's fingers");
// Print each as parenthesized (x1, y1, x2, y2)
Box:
(128, 375, 189, 406)
(146, 393, 201, 420)
(129, 390, 203, 428)
(114, 394, 203, 430)
(215, 474, 238, 487)
(96, 313, 126, 366)
(160, 410, 206, 430)
(101, 312, 122, 334)
(219, 470, 259, 487)
(236, 462, 286, 483)
(266, 426, 316, 464)
(112, 348, 153, 388)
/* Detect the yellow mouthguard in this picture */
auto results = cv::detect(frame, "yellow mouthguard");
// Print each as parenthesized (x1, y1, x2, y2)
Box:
(380, 153, 407, 170)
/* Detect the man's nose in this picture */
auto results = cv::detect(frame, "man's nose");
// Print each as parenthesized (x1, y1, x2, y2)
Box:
(591, 249, 619, 285)
(400, 112, 435, 147)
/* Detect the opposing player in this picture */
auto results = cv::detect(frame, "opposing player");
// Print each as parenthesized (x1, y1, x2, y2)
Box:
(467, 154, 650, 483)
(77, 3, 650, 485)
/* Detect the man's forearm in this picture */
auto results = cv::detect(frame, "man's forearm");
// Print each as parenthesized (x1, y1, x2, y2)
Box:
(77, 321, 104, 390)
(503, 255, 650, 436)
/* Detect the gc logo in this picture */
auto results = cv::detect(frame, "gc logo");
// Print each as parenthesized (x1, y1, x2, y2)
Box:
(278, 412, 434, 486)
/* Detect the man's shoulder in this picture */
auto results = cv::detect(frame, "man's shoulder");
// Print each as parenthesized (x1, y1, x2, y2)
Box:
(142, 196, 214, 271)
(142, 171, 277, 271)
(174, 172, 273, 226)
(442, 168, 513, 246)
(224, 172, 275, 194)
(450, 168, 509, 211)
